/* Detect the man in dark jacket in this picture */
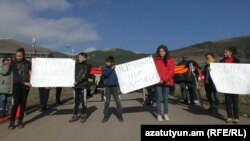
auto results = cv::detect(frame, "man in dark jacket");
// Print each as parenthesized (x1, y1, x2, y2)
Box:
(202, 53, 219, 112)
(101, 56, 123, 122)
(175, 57, 199, 105)
(69, 53, 90, 123)
(9, 48, 31, 130)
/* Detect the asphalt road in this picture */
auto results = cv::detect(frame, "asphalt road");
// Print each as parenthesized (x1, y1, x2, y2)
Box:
(0, 92, 249, 141)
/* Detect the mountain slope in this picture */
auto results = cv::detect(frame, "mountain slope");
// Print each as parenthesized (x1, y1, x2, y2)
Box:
(172, 36, 250, 58)
(87, 48, 148, 66)
(171, 36, 250, 63)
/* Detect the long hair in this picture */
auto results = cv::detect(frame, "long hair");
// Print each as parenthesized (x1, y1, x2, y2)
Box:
(156, 44, 170, 66)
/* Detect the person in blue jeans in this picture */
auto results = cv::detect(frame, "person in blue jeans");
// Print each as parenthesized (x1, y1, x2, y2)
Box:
(154, 45, 175, 122)
(102, 56, 123, 123)
(0, 56, 13, 118)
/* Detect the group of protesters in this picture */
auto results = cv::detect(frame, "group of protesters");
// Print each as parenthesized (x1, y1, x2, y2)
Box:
(0, 45, 241, 130)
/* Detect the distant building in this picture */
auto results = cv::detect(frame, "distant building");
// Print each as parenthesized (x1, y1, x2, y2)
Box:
(0, 39, 52, 58)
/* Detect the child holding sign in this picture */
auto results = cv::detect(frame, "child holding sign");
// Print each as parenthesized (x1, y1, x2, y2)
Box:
(154, 45, 175, 122)
(102, 56, 123, 123)
(69, 53, 90, 123)
(202, 53, 219, 112)
(220, 47, 240, 124)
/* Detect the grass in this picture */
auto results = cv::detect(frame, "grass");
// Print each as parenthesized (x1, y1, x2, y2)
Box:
(26, 88, 73, 108)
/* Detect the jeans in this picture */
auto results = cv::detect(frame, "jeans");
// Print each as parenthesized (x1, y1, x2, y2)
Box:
(0, 94, 11, 111)
(103, 86, 122, 117)
(155, 85, 169, 115)
(225, 94, 239, 119)
(73, 88, 87, 115)
(10, 83, 29, 123)
(205, 83, 219, 108)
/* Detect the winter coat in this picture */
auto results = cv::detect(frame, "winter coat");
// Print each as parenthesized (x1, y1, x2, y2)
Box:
(0, 60, 13, 94)
(154, 57, 175, 86)
(12, 59, 31, 84)
(202, 64, 214, 85)
(220, 57, 240, 63)
(75, 61, 90, 89)
(102, 66, 119, 87)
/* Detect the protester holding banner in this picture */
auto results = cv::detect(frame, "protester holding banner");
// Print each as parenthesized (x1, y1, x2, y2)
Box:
(9, 48, 31, 130)
(154, 45, 175, 121)
(0, 56, 13, 118)
(56, 87, 63, 105)
(220, 47, 240, 124)
(102, 56, 123, 122)
(202, 53, 219, 112)
(38, 87, 50, 112)
(69, 53, 90, 123)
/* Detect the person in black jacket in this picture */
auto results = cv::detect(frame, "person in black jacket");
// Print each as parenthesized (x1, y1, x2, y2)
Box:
(69, 53, 90, 123)
(220, 47, 240, 124)
(8, 48, 31, 130)
(202, 53, 219, 112)
(175, 57, 199, 105)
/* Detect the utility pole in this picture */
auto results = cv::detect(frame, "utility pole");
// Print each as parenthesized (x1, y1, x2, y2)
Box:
(32, 37, 36, 57)
(66, 44, 71, 58)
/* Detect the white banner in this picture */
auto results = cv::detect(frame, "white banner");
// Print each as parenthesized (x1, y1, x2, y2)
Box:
(31, 58, 75, 87)
(115, 57, 160, 94)
(210, 63, 250, 95)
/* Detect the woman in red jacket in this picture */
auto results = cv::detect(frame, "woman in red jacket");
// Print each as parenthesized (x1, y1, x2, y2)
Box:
(154, 45, 175, 121)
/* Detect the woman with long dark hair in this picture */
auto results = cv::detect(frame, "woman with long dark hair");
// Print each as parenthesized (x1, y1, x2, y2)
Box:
(9, 48, 31, 130)
(220, 46, 240, 124)
(154, 45, 175, 121)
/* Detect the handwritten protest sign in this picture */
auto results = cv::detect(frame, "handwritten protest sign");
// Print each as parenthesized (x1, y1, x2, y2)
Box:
(115, 57, 160, 94)
(31, 58, 75, 87)
(210, 63, 250, 95)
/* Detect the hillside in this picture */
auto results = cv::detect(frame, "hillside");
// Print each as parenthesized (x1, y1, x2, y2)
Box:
(0, 39, 67, 58)
(87, 48, 148, 66)
(171, 36, 250, 63)
(1, 36, 250, 65)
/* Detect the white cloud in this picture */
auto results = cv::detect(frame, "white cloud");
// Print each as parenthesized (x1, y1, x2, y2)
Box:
(0, 0, 99, 50)
(25, 0, 71, 11)
(84, 47, 97, 53)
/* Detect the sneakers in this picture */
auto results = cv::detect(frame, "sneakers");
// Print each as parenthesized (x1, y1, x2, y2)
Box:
(118, 116, 124, 122)
(233, 119, 239, 124)
(102, 116, 109, 123)
(226, 118, 233, 123)
(17, 122, 24, 129)
(69, 115, 79, 122)
(194, 100, 199, 104)
(8, 122, 15, 130)
(157, 115, 164, 122)
(80, 114, 87, 123)
(164, 114, 170, 121)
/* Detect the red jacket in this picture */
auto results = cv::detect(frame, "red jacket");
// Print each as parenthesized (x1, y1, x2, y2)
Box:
(154, 57, 175, 86)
